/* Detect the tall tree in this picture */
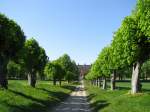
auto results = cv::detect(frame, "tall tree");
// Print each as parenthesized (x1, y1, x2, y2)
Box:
(24, 38, 47, 87)
(56, 54, 79, 82)
(0, 13, 25, 88)
(86, 46, 111, 89)
(44, 61, 65, 85)
(56, 54, 72, 72)
(112, 15, 149, 94)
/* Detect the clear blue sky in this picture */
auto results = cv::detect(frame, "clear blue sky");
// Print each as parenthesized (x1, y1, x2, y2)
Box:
(0, 0, 136, 64)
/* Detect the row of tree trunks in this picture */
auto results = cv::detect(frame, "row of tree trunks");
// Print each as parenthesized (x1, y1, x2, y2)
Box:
(0, 56, 8, 89)
(102, 77, 107, 89)
(53, 78, 56, 85)
(99, 78, 102, 87)
(118, 73, 123, 81)
(90, 61, 143, 94)
(90, 77, 107, 89)
(59, 80, 62, 86)
(90, 74, 116, 91)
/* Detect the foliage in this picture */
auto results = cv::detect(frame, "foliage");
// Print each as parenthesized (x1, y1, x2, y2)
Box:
(56, 54, 79, 81)
(86, 46, 111, 80)
(24, 38, 48, 87)
(66, 71, 76, 82)
(0, 13, 25, 88)
(136, 0, 150, 38)
(0, 13, 25, 58)
(56, 54, 73, 72)
(7, 61, 21, 79)
(37, 47, 48, 79)
(44, 61, 65, 83)
(24, 38, 41, 72)
(86, 0, 150, 94)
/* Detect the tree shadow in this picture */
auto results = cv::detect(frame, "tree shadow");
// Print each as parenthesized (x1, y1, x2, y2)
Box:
(87, 94, 95, 101)
(4, 103, 48, 112)
(37, 87, 70, 100)
(91, 100, 110, 112)
(142, 88, 150, 93)
(61, 85, 76, 91)
(7, 89, 71, 112)
(116, 86, 130, 91)
(87, 94, 109, 112)
(116, 85, 150, 93)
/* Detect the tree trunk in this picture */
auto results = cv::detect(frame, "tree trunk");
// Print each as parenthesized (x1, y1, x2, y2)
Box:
(91, 80, 93, 85)
(94, 79, 96, 86)
(53, 78, 56, 85)
(131, 61, 141, 94)
(96, 78, 99, 86)
(111, 70, 116, 90)
(118, 73, 120, 80)
(28, 71, 36, 88)
(93, 80, 95, 85)
(0, 56, 8, 89)
(102, 77, 106, 89)
(92, 80, 94, 85)
(99, 77, 102, 87)
(59, 79, 61, 86)
(145, 73, 147, 80)
(68, 80, 70, 84)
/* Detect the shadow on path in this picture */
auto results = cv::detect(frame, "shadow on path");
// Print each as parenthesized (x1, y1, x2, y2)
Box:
(53, 84, 91, 112)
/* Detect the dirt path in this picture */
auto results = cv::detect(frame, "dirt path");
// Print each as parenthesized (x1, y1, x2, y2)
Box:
(52, 81, 91, 112)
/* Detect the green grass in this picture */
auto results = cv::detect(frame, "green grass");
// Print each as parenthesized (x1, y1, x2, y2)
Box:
(0, 80, 76, 112)
(85, 81, 150, 112)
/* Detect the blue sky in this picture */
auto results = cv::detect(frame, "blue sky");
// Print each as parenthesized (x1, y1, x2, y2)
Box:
(0, 0, 136, 64)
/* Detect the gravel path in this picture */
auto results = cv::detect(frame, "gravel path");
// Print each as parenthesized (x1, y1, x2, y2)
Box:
(52, 81, 91, 112)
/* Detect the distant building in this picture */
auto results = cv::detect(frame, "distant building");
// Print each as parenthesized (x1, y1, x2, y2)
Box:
(78, 64, 91, 80)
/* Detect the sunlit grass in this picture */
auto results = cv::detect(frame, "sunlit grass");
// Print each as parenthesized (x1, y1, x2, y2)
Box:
(0, 80, 76, 112)
(85, 81, 150, 112)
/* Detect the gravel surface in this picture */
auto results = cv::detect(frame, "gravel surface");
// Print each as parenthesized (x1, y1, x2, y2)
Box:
(53, 81, 91, 112)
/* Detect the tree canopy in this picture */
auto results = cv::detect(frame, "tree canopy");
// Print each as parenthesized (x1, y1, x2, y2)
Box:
(24, 38, 48, 87)
(0, 13, 25, 88)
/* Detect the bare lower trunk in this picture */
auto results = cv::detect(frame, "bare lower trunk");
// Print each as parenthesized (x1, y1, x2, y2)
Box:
(68, 80, 70, 84)
(118, 74, 122, 81)
(93, 80, 96, 85)
(102, 77, 106, 89)
(131, 61, 141, 94)
(0, 57, 8, 89)
(53, 78, 56, 85)
(96, 78, 99, 86)
(111, 70, 116, 90)
(145, 73, 147, 80)
(28, 72, 36, 88)
(99, 77, 102, 87)
(59, 79, 61, 86)
(91, 80, 93, 85)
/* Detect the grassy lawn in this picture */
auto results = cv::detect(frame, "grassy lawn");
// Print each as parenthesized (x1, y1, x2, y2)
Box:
(0, 80, 76, 112)
(85, 81, 150, 112)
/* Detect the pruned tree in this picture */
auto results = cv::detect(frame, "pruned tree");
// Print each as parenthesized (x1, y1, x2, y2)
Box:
(24, 38, 47, 87)
(44, 61, 65, 86)
(56, 54, 79, 82)
(0, 13, 25, 88)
